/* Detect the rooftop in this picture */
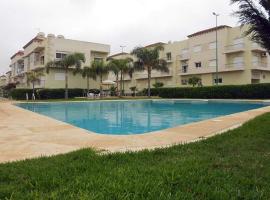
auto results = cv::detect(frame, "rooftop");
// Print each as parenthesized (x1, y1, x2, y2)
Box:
(10, 50, 24, 60)
(23, 36, 44, 49)
(144, 42, 166, 48)
(187, 25, 232, 38)
(108, 52, 129, 59)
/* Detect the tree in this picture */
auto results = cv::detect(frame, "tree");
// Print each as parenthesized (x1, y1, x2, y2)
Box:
(45, 53, 85, 99)
(26, 71, 44, 99)
(81, 67, 95, 93)
(131, 45, 168, 98)
(107, 59, 120, 96)
(188, 76, 201, 87)
(91, 60, 109, 97)
(108, 58, 133, 96)
(153, 82, 164, 89)
(231, 0, 270, 53)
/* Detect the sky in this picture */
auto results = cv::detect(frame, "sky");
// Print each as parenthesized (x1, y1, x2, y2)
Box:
(0, 0, 239, 75)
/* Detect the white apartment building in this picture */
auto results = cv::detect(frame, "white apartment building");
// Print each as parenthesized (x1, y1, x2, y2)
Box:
(9, 33, 110, 89)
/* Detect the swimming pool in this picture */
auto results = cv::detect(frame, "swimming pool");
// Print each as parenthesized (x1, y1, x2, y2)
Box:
(16, 100, 268, 135)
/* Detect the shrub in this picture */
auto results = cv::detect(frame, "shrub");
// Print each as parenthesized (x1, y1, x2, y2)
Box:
(10, 89, 37, 100)
(10, 88, 100, 100)
(147, 84, 270, 99)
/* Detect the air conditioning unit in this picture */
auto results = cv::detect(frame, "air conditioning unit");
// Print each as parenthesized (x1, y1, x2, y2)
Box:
(261, 52, 267, 57)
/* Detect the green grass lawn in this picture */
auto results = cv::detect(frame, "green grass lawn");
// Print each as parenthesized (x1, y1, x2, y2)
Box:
(1, 113, 270, 199)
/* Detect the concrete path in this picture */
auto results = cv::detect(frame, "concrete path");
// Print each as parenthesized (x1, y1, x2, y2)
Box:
(1, 100, 270, 163)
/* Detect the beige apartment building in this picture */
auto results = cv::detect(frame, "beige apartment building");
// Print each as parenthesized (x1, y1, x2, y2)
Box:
(9, 33, 110, 89)
(109, 25, 270, 92)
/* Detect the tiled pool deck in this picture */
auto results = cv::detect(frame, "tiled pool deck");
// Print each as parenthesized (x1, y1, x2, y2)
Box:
(1, 99, 270, 163)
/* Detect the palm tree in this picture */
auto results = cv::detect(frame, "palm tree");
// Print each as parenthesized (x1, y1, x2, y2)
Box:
(45, 53, 85, 99)
(107, 59, 120, 96)
(131, 45, 168, 98)
(231, 0, 270, 53)
(108, 58, 133, 96)
(81, 67, 95, 93)
(26, 70, 44, 100)
(91, 60, 109, 96)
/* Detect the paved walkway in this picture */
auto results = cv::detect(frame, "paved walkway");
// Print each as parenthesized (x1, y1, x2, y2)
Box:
(1, 100, 270, 163)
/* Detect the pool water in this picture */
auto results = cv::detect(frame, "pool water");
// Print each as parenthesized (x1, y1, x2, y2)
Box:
(16, 100, 267, 135)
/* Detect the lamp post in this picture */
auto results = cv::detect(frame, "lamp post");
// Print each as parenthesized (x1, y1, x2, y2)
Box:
(120, 45, 126, 54)
(213, 12, 219, 85)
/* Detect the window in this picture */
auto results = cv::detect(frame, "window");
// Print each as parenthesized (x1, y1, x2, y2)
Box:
(214, 78, 223, 84)
(209, 60, 217, 67)
(195, 62, 202, 68)
(181, 79, 188, 85)
(40, 56, 45, 65)
(209, 42, 217, 50)
(193, 45, 202, 53)
(182, 65, 188, 73)
(166, 52, 172, 61)
(56, 53, 67, 60)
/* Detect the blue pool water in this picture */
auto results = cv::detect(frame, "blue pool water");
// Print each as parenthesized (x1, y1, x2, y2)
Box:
(16, 100, 267, 135)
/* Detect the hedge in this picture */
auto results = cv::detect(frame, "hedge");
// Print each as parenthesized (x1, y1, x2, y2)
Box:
(10, 88, 100, 100)
(146, 83, 270, 99)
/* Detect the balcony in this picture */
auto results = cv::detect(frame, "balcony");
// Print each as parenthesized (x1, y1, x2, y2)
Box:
(177, 53, 190, 61)
(161, 57, 173, 64)
(225, 62, 245, 69)
(135, 69, 172, 80)
(179, 63, 245, 76)
(24, 39, 46, 56)
(252, 61, 270, 71)
(251, 43, 266, 53)
(224, 43, 245, 54)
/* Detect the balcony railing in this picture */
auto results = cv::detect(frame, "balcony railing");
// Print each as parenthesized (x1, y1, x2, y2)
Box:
(224, 43, 245, 54)
(135, 69, 172, 79)
(225, 61, 245, 68)
(178, 53, 190, 60)
(251, 43, 266, 52)
(252, 61, 270, 71)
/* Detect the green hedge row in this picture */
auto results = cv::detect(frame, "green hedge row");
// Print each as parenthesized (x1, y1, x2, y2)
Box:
(147, 84, 270, 99)
(10, 88, 100, 100)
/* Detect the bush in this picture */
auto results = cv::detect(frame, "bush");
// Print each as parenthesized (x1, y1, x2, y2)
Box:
(10, 89, 37, 100)
(147, 84, 270, 99)
(10, 88, 100, 100)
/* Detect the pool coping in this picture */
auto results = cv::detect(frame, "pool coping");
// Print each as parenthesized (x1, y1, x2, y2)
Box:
(1, 99, 270, 163)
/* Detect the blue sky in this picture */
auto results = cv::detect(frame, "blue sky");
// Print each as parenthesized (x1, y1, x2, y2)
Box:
(0, 0, 238, 74)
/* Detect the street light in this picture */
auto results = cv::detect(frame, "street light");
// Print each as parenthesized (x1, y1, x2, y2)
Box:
(120, 45, 126, 54)
(213, 12, 219, 85)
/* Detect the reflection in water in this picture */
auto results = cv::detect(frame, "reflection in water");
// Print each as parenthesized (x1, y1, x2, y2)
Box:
(17, 100, 265, 135)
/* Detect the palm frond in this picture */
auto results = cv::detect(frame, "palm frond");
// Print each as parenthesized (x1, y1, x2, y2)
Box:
(231, 0, 270, 53)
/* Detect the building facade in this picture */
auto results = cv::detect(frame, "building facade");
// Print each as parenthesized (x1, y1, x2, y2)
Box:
(109, 25, 270, 92)
(9, 33, 110, 89)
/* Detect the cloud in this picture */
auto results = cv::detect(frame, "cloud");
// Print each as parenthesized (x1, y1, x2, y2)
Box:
(0, 0, 238, 74)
